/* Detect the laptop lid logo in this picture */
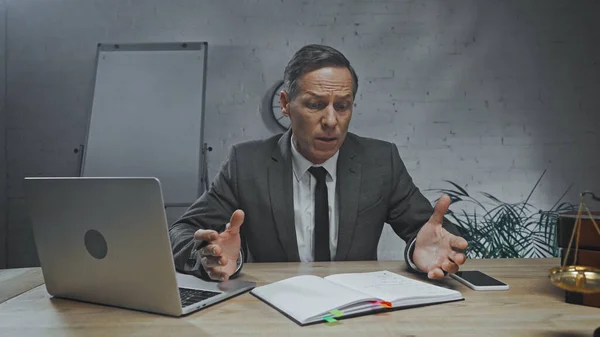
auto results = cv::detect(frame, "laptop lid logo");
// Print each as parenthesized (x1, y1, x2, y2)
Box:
(84, 229, 108, 259)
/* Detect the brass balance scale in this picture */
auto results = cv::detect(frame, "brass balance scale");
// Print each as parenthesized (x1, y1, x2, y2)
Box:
(549, 191, 600, 293)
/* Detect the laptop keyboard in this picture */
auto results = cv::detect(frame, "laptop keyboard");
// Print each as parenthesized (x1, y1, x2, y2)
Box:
(178, 287, 221, 307)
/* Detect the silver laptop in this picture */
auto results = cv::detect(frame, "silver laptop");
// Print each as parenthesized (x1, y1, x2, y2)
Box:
(23, 177, 255, 317)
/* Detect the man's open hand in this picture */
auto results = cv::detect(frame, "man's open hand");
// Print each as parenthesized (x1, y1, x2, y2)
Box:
(193, 209, 244, 281)
(412, 194, 468, 279)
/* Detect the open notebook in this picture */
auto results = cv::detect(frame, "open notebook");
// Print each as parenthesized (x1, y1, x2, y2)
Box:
(251, 270, 463, 325)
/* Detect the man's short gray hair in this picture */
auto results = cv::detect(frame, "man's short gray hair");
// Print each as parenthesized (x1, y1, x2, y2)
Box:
(283, 44, 359, 100)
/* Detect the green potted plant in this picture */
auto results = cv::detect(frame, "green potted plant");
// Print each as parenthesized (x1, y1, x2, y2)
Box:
(428, 170, 576, 259)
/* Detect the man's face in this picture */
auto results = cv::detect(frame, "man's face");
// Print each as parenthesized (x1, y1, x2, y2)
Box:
(280, 66, 354, 164)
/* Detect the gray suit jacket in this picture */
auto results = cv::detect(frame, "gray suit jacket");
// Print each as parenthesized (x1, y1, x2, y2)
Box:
(169, 130, 459, 278)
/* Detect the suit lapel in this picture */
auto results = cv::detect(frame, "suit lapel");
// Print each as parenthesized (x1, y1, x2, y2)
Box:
(268, 130, 300, 262)
(335, 136, 362, 261)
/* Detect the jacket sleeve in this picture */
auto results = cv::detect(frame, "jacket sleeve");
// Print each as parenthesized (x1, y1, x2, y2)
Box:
(168, 145, 244, 279)
(385, 143, 460, 272)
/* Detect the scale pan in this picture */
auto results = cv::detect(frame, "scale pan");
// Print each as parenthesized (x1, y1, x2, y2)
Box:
(549, 265, 600, 293)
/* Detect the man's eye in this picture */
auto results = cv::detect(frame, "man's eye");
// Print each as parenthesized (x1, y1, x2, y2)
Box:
(335, 103, 349, 111)
(307, 102, 324, 110)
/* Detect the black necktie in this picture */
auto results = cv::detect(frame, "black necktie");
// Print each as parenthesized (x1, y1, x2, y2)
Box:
(308, 166, 330, 261)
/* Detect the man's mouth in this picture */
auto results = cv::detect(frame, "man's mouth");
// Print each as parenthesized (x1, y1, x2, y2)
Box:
(315, 137, 337, 143)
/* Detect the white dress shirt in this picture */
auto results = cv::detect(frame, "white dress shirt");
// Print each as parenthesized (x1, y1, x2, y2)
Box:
(290, 135, 339, 261)
(289, 134, 420, 268)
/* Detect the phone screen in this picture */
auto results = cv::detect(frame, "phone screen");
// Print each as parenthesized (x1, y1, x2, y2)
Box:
(454, 271, 506, 286)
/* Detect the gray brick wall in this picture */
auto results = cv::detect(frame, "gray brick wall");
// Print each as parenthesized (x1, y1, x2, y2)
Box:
(3, 0, 600, 266)
(0, 0, 6, 268)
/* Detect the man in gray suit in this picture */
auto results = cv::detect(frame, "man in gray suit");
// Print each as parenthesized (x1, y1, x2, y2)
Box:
(169, 44, 468, 282)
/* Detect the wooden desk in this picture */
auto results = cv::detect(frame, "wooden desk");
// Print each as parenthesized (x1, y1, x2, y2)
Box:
(0, 268, 44, 304)
(0, 258, 598, 336)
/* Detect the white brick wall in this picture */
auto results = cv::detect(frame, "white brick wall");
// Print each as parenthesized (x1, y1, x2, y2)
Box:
(2, 0, 600, 266)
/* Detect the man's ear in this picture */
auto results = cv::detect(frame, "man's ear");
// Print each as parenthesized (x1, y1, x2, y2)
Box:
(280, 90, 291, 117)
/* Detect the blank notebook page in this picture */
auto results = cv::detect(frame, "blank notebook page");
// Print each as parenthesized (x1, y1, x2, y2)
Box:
(251, 275, 375, 322)
(325, 270, 460, 303)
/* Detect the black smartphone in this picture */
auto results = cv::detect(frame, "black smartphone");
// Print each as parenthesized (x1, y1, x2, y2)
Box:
(450, 270, 509, 291)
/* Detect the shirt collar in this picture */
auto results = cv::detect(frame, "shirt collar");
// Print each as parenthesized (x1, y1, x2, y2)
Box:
(290, 134, 339, 182)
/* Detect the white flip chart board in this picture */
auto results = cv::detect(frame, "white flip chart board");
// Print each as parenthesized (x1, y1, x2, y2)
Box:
(82, 42, 208, 207)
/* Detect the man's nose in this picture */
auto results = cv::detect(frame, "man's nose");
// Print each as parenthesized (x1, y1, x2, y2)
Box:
(321, 105, 338, 128)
